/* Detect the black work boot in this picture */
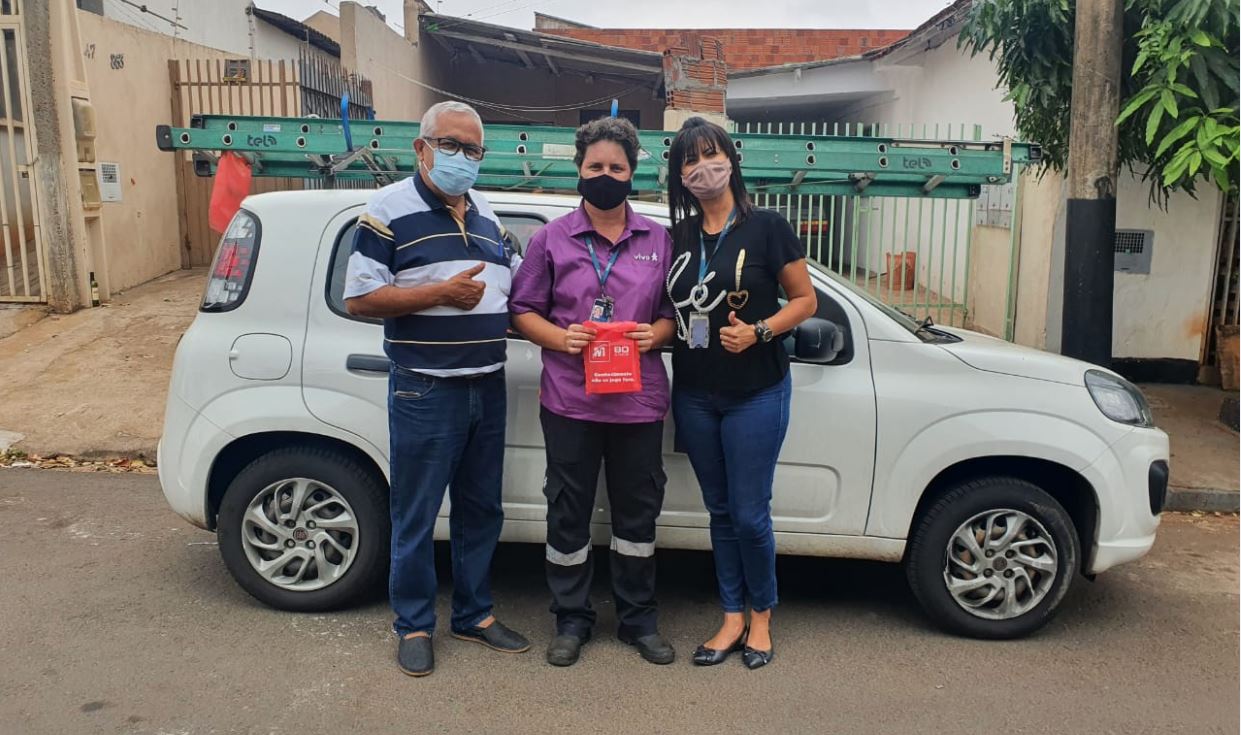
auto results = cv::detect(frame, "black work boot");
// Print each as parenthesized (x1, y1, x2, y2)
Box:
(618, 631, 675, 665)
(546, 632, 589, 667)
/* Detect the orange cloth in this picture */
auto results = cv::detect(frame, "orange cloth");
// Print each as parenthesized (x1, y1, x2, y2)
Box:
(208, 152, 253, 234)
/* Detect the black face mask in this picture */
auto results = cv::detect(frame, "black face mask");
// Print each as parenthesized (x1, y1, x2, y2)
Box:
(577, 174, 632, 210)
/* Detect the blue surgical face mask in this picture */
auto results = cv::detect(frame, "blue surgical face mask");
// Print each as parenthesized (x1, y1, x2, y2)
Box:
(424, 147, 480, 196)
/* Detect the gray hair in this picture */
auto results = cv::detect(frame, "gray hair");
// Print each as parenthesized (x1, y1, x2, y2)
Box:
(574, 117, 640, 171)
(421, 101, 484, 141)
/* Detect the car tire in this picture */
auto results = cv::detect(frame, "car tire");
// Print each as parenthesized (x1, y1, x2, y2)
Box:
(217, 446, 390, 612)
(905, 477, 1080, 639)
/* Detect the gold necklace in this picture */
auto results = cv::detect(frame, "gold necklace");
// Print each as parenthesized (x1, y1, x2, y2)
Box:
(726, 248, 749, 310)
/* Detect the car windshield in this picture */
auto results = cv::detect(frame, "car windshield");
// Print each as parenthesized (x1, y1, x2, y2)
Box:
(805, 259, 925, 336)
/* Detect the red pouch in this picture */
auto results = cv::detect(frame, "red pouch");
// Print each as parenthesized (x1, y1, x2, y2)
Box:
(583, 321, 642, 395)
(209, 152, 253, 234)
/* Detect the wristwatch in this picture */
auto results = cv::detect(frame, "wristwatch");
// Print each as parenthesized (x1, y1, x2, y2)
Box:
(755, 320, 774, 343)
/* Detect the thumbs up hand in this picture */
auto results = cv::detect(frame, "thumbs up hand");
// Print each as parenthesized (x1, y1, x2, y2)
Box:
(719, 311, 757, 354)
(439, 262, 488, 310)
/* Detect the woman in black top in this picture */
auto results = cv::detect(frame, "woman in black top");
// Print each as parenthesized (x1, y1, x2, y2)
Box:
(665, 117, 816, 670)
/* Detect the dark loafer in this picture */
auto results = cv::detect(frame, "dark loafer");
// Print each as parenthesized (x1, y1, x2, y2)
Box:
(451, 619, 531, 653)
(692, 626, 748, 666)
(397, 635, 434, 677)
(546, 633, 588, 667)
(742, 645, 774, 670)
(618, 631, 676, 665)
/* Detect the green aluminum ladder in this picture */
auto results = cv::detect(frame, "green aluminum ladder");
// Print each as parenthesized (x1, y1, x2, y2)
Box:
(156, 114, 1041, 199)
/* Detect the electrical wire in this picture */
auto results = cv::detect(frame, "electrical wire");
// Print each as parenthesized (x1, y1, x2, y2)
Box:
(472, 0, 553, 23)
(105, 0, 167, 34)
(114, 0, 188, 29)
(369, 59, 647, 113)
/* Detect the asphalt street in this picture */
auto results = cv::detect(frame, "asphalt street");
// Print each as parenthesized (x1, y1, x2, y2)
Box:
(0, 468, 1237, 734)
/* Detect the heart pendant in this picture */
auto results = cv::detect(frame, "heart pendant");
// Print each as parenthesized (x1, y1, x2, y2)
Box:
(726, 290, 749, 310)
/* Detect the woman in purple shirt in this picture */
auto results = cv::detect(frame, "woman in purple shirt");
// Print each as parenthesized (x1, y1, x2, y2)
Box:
(510, 117, 676, 668)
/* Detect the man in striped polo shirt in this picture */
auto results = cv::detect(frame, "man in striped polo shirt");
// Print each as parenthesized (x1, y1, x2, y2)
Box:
(345, 101, 529, 677)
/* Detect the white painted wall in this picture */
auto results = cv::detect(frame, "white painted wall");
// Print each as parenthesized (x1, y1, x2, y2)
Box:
(1112, 175, 1222, 360)
(251, 16, 337, 64)
(1035, 170, 1222, 362)
(100, 0, 252, 56)
(855, 39, 1017, 141)
(98, 0, 335, 63)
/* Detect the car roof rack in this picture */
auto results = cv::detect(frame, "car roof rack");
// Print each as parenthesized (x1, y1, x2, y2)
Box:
(156, 114, 1041, 199)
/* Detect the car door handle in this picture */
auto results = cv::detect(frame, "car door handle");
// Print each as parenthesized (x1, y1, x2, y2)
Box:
(346, 354, 389, 374)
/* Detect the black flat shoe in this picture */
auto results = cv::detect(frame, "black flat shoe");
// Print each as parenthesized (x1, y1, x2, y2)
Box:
(691, 626, 749, 666)
(742, 644, 774, 670)
(546, 632, 589, 667)
(451, 619, 531, 654)
(397, 635, 434, 677)
(618, 631, 676, 665)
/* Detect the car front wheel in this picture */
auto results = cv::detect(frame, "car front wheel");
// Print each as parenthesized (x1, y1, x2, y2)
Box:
(905, 477, 1080, 639)
(217, 446, 390, 611)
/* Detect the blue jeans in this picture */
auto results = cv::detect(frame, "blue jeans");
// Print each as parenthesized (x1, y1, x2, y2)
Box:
(388, 365, 506, 637)
(672, 372, 791, 612)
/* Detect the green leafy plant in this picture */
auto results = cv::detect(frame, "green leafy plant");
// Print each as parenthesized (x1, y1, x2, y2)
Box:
(961, 0, 1239, 200)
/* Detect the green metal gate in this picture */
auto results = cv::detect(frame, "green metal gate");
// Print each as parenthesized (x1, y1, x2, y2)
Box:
(737, 121, 1017, 333)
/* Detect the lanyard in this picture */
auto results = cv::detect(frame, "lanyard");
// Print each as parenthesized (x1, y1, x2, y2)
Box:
(584, 235, 623, 294)
(698, 209, 737, 284)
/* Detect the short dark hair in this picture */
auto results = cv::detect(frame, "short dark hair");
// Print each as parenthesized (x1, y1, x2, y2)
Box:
(667, 117, 753, 233)
(574, 117, 640, 172)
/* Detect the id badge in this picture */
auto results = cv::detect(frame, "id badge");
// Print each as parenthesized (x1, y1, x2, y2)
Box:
(590, 296, 615, 323)
(688, 312, 710, 349)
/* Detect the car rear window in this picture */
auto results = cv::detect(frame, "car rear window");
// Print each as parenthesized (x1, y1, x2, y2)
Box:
(325, 212, 548, 321)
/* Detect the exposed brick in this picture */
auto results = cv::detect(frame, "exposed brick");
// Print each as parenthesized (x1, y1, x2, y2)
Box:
(543, 27, 910, 70)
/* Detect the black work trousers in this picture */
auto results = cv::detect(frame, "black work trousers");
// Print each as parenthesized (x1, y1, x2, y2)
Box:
(540, 406, 667, 639)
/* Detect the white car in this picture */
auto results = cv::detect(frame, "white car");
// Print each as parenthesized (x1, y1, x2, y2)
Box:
(158, 189, 1169, 639)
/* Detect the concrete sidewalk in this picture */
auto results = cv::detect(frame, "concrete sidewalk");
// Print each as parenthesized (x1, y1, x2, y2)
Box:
(0, 267, 1235, 511)
(0, 269, 206, 459)
(1144, 384, 1240, 512)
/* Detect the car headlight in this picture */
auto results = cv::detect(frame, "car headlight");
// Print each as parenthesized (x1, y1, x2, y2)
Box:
(1085, 370, 1154, 427)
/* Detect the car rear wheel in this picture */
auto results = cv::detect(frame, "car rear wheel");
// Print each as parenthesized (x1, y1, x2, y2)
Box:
(905, 477, 1079, 639)
(217, 446, 389, 611)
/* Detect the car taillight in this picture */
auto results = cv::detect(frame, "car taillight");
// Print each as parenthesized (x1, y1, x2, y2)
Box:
(201, 210, 260, 312)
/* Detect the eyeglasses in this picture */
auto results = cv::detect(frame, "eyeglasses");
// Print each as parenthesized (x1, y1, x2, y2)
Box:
(422, 136, 487, 162)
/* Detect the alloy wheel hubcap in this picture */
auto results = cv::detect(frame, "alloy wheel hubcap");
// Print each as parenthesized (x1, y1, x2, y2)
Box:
(240, 478, 360, 592)
(942, 509, 1059, 620)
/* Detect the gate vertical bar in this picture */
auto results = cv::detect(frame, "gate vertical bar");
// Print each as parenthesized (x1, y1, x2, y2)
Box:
(848, 122, 858, 283)
(0, 30, 16, 296)
(876, 123, 888, 302)
(935, 124, 948, 322)
(0, 26, 31, 298)
(829, 122, 839, 271)
(813, 123, 825, 263)
(948, 123, 964, 325)
(861, 121, 875, 297)
(1003, 162, 1024, 341)
(795, 122, 805, 255)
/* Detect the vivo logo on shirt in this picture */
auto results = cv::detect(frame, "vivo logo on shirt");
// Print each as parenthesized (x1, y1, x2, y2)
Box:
(632, 252, 659, 262)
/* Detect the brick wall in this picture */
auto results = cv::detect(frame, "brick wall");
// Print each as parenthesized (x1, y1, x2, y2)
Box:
(663, 36, 727, 113)
(542, 28, 910, 70)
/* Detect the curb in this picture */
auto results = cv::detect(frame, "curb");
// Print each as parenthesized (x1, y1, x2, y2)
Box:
(1167, 486, 1240, 513)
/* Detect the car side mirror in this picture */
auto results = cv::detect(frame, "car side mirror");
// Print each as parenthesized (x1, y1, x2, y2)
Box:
(791, 317, 845, 363)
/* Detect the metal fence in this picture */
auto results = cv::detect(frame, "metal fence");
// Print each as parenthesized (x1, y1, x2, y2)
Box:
(736, 120, 1013, 331)
(298, 51, 374, 121)
(0, 2, 45, 303)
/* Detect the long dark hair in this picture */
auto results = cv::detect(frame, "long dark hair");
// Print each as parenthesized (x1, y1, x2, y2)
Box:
(667, 117, 753, 236)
